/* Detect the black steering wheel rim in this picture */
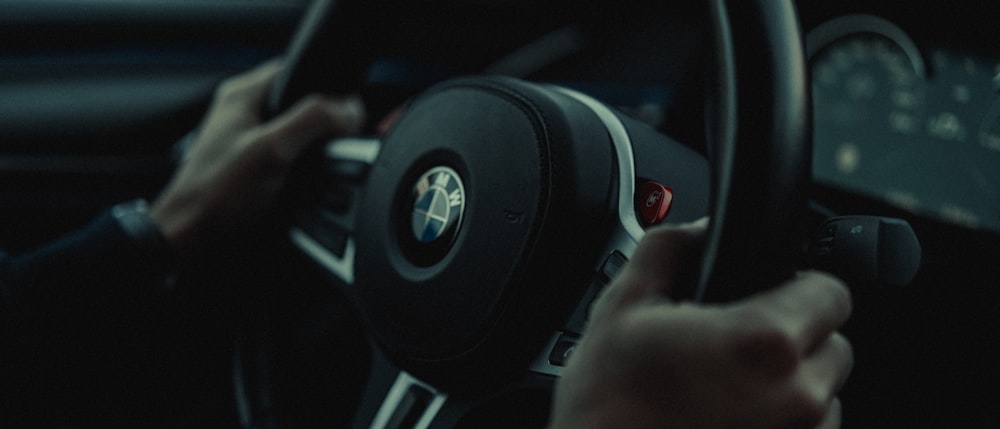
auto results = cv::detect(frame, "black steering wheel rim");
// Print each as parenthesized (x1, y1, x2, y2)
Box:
(699, 0, 811, 302)
(237, 0, 811, 427)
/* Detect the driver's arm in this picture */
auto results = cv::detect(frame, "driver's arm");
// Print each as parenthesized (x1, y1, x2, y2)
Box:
(0, 60, 363, 327)
(0, 59, 362, 426)
(548, 220, 853, 429)
(150, 59, 364, 252)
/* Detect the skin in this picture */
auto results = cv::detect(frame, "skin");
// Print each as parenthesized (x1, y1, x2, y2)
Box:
(549, 220, 853, 429)
(150, 59, 364, 252)
(148, 60, 853, 428)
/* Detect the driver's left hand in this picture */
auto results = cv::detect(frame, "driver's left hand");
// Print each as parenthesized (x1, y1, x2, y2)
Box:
(151, 59, 365, 252)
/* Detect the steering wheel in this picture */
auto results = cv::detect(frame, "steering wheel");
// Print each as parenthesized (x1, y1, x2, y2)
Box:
(235, 0, 810, 427)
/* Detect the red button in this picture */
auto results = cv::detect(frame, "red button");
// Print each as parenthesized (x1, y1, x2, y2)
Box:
(637, 181, 673, 225)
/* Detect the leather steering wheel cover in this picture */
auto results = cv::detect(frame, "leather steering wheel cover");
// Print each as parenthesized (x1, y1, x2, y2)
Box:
(698, 0, 810, 302)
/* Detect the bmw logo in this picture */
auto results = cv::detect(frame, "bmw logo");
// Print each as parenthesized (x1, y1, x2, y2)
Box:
(410, 166, 466, 244)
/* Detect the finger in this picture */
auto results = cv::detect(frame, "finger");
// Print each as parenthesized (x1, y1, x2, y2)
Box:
(776, 335, 849, 429)
(739, 271, 852, 354)
(593, 218, 707, 317)
(252, 94, 365, 167)
(800, 332, 854, 401)
(815, 398, 843, 429)
(628, 217, 707, 298)
(215, 58, 285, 111)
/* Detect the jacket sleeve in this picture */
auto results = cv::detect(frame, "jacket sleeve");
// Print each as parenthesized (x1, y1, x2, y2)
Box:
(0, 205, 175, 333)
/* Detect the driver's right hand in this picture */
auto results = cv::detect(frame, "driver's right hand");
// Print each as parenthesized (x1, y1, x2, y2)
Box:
(548, 219, 853, 429)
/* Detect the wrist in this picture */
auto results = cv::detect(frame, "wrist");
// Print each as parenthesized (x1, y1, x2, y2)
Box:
(149, 191, 204, 252)
(111, 198, 178, 287)
(112, 199, 171, 250)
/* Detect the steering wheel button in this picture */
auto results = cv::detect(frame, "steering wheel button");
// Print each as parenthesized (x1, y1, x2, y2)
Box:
(600, 251, 628, 281)
(548, 335, 579, 367)
(637, 181, 673, 225)
(324, 159, 369, 182)
(565, 279, 606, 334)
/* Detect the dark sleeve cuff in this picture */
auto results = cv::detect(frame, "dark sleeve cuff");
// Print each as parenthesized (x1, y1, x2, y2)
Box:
(1, 200, 177, 322)
(110, 199, 177, 277)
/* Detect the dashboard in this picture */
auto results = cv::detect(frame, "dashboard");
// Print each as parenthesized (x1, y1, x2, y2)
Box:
(807, 13, 1000, 232)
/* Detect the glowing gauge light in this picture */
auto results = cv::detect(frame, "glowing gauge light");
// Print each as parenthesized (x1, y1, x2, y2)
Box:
(808, 15, 926, 187)
(808, 14, 1000, 231)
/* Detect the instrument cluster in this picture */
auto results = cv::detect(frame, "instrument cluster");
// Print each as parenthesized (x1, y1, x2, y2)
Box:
(809, 14, 1000, 231)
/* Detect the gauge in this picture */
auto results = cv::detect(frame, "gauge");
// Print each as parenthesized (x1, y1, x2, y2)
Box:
(809, 15, 929, 216)
(808, 15, 1000, 231)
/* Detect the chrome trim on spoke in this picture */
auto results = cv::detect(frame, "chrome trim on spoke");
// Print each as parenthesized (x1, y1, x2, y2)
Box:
(414, 393, 447, 429)
(289, 228, 355, 284)
(289, 137, 380, 284)
(370, 371, 447, 429)
(527, 87, 646, 377)
(326, 137, 382, 163)
(552, 86, 645, 246)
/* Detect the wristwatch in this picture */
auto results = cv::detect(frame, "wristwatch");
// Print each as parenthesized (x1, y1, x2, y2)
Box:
(111, 199, 177, 289)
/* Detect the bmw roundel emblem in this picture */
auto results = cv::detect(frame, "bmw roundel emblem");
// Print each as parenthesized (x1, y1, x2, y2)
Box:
(410, 166, 466, 244)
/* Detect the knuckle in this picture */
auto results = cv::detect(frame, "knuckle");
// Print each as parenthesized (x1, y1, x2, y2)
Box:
(214, 74, 262, 106)
(287, 94, 336, 131)
(265, 140, 295, 168)
(593, 278, 647, 318)
(785, 389, 828, 428)
(642, 222, 703, 247)
(810, 271, 853, 316)
(612, 307, 686, 368)
(727, 309, 799, 374)
(298, 94, 328, 110)
(245, 130, 289, 169)
(300, 96, 336, 129)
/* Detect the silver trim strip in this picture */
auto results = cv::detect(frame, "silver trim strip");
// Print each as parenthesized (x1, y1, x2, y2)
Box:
(232, 346, 252, 427)
(288, 137, 380, 284)
(289, 228, 355, 284)
(414, 394, 448, 429)
(326, 137, 382, 163)
(552, 87, 645, 245)
(370, 371, 447, 429)
(527, 87, 646, 377)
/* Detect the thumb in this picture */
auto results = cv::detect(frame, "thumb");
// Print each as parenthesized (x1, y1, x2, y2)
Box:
(591, 218, 707, 319)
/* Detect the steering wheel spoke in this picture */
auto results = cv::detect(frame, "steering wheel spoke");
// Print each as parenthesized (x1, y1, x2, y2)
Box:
(289, 136, 382, 285)
(243, 0, 812, 427)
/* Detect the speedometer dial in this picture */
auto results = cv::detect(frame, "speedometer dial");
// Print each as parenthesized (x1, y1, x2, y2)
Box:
(811, 28, 925, 182)
(809, 15, 1000, 231)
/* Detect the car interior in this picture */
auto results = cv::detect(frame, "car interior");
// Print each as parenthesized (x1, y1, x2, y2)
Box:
(2, 0, 998, 427)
